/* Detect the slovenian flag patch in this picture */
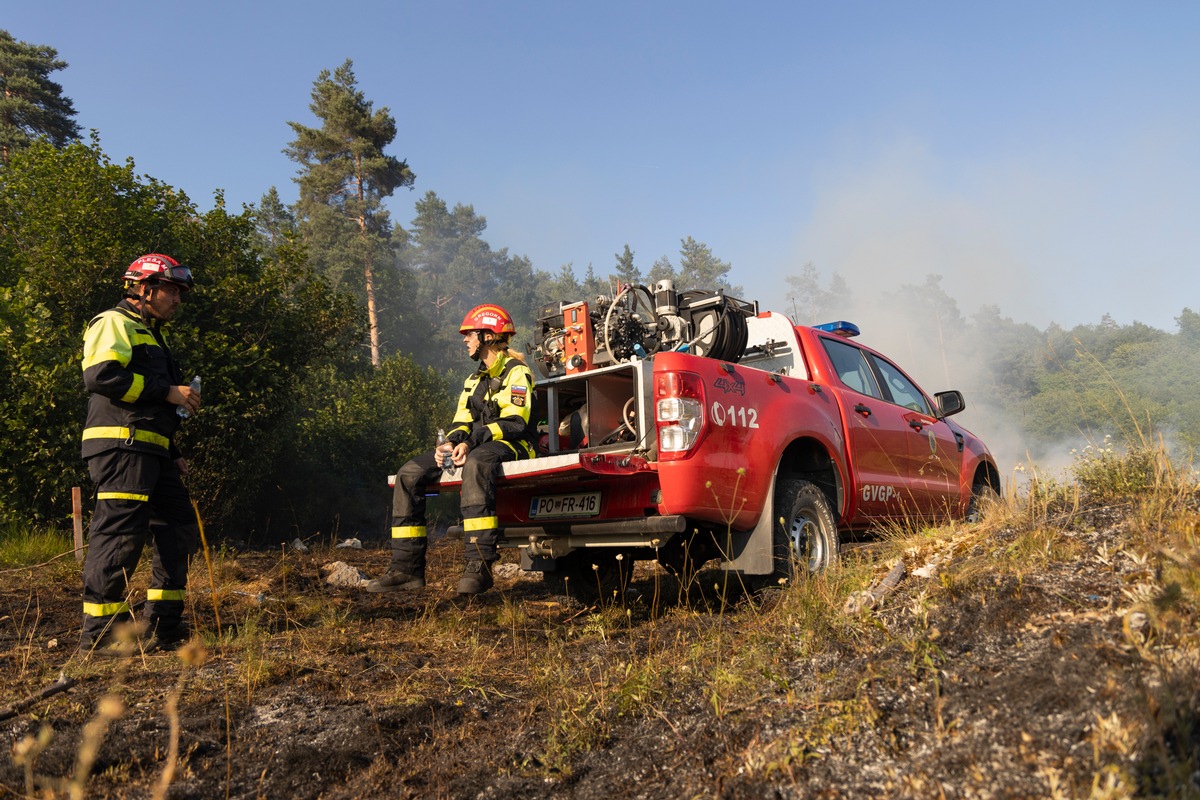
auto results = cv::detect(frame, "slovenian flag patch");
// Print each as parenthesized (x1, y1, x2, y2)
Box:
(511, 384, 527, 407)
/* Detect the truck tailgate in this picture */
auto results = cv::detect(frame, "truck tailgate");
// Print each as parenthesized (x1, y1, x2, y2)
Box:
(429, 449, 661, 527)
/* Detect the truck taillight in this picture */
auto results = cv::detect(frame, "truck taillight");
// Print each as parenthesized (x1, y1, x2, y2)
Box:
(655, 371, 705, 455)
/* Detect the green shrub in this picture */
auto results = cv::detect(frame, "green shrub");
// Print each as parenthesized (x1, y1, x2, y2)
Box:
(1071, 436, 1161, 502)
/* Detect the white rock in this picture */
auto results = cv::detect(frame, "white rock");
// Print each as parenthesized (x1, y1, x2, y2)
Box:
(1125, 610, 1150, 633)
(493, 562, 522, 579)
(321, 561, 368, 587)
(913, 560, 940, 579)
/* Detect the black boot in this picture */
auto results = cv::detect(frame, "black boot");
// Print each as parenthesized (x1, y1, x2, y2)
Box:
(145, 619, 190, 653)
(80, 635, 137, 659)
(456, 559, 494, 595)
(365, 566, 426, 593)
(79, 621, 140, 659)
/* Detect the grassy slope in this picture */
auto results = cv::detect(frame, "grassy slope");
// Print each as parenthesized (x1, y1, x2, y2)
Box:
(1, 446, 1197, 799)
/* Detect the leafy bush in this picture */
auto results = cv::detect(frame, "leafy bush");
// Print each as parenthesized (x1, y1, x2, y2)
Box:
(1070, 436, 1162, 502)
(251, 354, 454, 544)
(0, 138, 369, 534)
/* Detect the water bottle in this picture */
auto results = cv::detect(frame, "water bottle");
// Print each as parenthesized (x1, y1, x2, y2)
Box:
(177, 375, 201, 419)
(436, 428, 453, 470)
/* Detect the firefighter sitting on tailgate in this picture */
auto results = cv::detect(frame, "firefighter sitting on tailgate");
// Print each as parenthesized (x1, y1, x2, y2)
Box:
(79, 253, 202, 656)
(366, 304, 537, 596)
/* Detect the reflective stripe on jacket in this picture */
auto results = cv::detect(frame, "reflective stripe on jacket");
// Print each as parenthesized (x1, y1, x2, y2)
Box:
(81, 300, 183, 459)
(446, 352, 536, 456)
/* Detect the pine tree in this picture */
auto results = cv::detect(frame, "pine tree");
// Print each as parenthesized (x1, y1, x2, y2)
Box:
(539, 263, 582, 302)
(285, 60, 415, 366)
(677, 236, 739, 294)
(580, 264, 605, 298)
(407, 191, 486, 329)
(647, 255, 676, 286)
(0, 30, 81, 165)
(784, 262, 852, 324)
(613, 244, 640, 287)
(254, 187, 296, 255)
(406, 191, 504, 367)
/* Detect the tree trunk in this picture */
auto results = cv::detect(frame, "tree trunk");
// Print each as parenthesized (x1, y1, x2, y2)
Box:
(355, 167, 381, 367)
(359, 210, 380, 367)
(365, 257, 380, 367)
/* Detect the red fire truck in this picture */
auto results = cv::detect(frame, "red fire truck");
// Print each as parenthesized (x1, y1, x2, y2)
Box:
(428, 283, 1000, 599)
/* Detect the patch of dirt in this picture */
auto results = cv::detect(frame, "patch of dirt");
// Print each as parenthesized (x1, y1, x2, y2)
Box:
(1, 510, 1197, 799)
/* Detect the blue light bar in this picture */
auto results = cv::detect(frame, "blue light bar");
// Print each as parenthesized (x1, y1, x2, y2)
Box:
(814, 321, 860, 338)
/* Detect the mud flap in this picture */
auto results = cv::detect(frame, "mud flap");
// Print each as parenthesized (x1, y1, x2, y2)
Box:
(720, 468, 777, 576)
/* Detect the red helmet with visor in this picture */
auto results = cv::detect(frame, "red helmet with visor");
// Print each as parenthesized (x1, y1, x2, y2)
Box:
(123, 253, 194, 291)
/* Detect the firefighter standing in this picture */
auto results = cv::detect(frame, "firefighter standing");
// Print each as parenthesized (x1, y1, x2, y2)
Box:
(366, 304, 536, 596)
(79, 254, 202, 655)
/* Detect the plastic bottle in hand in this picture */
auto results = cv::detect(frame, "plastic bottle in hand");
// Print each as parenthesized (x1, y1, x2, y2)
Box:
(436, 428, 454, 470)
(177, 375, 201, 419)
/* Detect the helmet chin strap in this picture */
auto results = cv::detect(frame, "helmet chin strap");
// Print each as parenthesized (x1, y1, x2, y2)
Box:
(471, 331, 506, 363)
(135, 284, 151, 323)
(132, 281, 160, 324)
(469, 330, 485, 362)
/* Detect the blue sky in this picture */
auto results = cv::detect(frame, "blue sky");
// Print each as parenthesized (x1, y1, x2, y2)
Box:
(8, 1, 1200, 334)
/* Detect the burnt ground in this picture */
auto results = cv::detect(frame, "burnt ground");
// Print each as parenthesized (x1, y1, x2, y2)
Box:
(1, 502, 1198, 799)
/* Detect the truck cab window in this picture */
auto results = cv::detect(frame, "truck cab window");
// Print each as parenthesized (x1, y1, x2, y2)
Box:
(821, 338, 883, 400)
(869, 355, 932, 415)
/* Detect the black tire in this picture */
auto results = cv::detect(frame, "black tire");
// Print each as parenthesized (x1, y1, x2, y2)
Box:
(654, 532, 718, 588)
(765, 478, 839, 587)
(543, 549, 634, 605)
(966, 481, 999, 523)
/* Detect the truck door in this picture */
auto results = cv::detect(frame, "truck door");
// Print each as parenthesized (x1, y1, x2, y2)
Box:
(866, 353, 963, 517)
(819, 337, 916, 518)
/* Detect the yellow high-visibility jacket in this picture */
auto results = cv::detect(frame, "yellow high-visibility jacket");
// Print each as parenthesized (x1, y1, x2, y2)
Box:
(446, 352, 536, 458)
(80, 300, 184, 460)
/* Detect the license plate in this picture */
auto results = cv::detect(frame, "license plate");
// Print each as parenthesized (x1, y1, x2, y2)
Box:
(529, 492, 602, 519)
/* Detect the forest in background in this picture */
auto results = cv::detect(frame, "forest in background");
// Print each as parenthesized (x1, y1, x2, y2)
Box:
(2, 34, 1198, 543)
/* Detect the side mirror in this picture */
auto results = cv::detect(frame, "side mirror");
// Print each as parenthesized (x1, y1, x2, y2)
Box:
(935, 390, 965, 418)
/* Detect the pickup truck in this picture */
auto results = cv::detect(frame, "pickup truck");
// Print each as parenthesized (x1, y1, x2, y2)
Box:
(428, 283, 1001, 600)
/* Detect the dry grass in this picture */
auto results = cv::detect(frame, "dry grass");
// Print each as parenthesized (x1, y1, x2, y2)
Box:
(1, 442, 1198, 798)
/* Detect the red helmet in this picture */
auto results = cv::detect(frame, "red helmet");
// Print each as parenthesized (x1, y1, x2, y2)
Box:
(460, 304, 515, 335)
(123, 253, 194, 291)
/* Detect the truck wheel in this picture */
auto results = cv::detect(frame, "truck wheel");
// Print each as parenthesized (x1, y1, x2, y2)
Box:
(544, 550, 634, 605)
(655, 532, 716, 588)
(768, 478, 839, 586)
(966, 481, 999, 522)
